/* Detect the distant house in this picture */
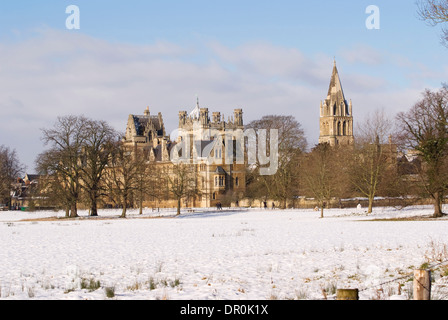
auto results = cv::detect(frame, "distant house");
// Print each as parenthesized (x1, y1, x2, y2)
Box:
(11, 174, 43, 210)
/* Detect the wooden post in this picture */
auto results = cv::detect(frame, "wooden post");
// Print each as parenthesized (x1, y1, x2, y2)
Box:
(336, 289, 359, 300)
(413, 269, 431, 300)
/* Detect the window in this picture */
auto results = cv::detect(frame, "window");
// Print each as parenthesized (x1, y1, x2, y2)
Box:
(215, 175, 225, 187)
(235, 177, 239, 186)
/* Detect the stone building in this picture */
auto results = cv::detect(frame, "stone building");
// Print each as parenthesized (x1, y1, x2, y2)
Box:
(123, 99, 246, 209)
(11, 174, 44, 210)
(319, 60, 355, 146)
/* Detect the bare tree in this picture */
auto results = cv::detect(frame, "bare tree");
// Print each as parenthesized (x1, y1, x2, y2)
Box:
(34, 172, 72, 212)
(103, 141, 146, 218)
(396, 87, 448, 217)
(0, 145, 25, 208)
(418, 0, 448, 46)
(80, 120, 117, 216)
(133, 149, 161, 215)
(37, 116, 88, 217)
(164, 162, 200, 215)
(349, 110, 394, 213)
(245, 115, 307, 209)
(300, 143, 338, 218)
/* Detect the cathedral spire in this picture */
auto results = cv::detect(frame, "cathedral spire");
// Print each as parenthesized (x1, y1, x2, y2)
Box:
(319, 60, 354, 146)
(327, 59, 345, 102)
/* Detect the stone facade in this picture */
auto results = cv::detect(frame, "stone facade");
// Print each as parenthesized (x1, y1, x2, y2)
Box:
(319, 61, 354, 146)
(123, 99, 246, 209)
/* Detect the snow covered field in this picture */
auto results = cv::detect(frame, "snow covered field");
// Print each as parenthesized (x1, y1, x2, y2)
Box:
(0, 205, 448, 300)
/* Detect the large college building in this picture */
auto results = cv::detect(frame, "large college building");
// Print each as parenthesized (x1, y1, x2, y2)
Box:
(123, 99, 247, 208)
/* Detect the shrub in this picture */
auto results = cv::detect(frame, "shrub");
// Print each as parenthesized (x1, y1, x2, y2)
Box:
(105, 286, 115, 298)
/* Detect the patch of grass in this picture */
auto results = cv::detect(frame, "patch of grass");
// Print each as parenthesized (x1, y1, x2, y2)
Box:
(104, 286, 115, 298)
(147, 276, 181, 290)
(170, 277, 181, 288)
(322, 282, 337, 296)
(440, 266, 448, 277)
(80, 277, 101, 292)
(27, 286, 35, 298)
(149, 277, 157, 290)
(420, 262, 430, 270)
(127, 280, 144, 291)
(295, 289, 308, 300)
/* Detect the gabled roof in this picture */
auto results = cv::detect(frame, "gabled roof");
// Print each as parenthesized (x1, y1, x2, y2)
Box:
(215, 166, 226, 174)
(153, 141, 177, 161)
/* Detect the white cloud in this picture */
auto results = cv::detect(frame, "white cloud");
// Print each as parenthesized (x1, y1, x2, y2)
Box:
(338, 44, 385, 66)
(208, 41, 331, 85)
(0, 28, 443, 170)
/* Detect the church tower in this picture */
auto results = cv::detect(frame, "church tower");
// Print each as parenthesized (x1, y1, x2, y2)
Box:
(319, 60, 354, 146)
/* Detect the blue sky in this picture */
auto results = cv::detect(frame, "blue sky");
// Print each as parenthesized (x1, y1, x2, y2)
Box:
(0, 1, 447, 170)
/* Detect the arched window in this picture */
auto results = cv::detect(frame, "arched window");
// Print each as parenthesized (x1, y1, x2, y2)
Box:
(343, 121, 347, 136)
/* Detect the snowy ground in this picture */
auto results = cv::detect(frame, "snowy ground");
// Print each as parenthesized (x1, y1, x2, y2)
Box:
(0, 205, 448, 300)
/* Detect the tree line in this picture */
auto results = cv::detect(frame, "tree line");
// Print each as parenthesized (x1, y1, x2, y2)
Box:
(31, 115, 200, 218)
(246, 87, 448, 218)
(1, 87, 448, 218)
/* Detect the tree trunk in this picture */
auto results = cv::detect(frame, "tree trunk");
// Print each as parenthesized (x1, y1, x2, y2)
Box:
(368, 196, 374, 214)
(120, 206, 127, 218)
(433, 192, 444, 218)
(320, 201, 324, 218)
(69, 203, 78, 218)
(120, 196, 127, 218)
(90, 199, 98, 216)
(177, 198, 181, 216)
